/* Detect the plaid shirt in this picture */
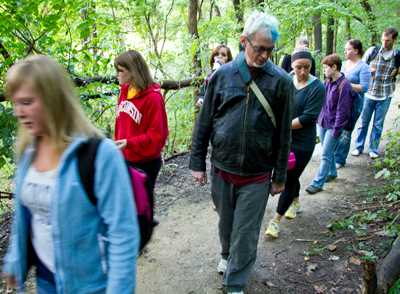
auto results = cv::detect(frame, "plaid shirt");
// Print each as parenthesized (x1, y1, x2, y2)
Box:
(363, 47, 397, 98)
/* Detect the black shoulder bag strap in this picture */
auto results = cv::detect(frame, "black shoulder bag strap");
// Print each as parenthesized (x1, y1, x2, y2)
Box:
(77, 137, 102, 206)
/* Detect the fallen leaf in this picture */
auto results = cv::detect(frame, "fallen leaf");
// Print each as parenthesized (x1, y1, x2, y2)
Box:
(314, 285, 327, 293)
(327, 244, 337, 252)
(306, 263, 318, 273)
(349, 256, 362, 265)
(262, 280, 276, 287)
(329, 255, 340, 261)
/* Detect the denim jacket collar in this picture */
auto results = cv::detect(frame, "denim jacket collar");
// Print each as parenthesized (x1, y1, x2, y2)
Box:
(234, 51, 275, 84)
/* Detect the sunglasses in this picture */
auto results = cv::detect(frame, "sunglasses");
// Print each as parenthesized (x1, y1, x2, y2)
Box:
(246, 37, 275, 54)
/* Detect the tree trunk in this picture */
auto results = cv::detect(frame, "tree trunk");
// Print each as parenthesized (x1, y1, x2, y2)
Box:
(232, 0, 243, 28)
(326, 16, 335, 55)
(188, 0, 201, 108)
(188, 0, 201, 75)
(333, 19, 338, 53)
(345, 17, 351, 40)
(313, 13, 322, 54)
(359, 0, 378, 45)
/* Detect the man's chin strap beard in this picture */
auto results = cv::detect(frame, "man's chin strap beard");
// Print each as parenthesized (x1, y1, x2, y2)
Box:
(245, 50, 267, 68)
(251, 62, 266, 68)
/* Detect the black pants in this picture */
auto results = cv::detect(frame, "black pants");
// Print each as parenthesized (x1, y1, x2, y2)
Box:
(277, 148, 314, 216)
(128, 157, 162, 210)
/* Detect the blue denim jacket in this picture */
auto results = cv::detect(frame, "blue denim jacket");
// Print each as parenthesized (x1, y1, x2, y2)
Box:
(3, 137, 139, 294)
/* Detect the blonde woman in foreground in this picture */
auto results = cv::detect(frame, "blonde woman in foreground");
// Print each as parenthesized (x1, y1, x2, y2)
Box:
(2, 55, 139, 294)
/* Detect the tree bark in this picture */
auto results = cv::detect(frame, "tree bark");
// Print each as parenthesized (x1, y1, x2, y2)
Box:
(188, 0, 201, 76)
(359, 0, 378, 45)
(326, 16, 335, 55)
(0, 77, 205, 102)
(345, 17, 352, 40)
(0, 40, 11, 60)
(313, 13, 322, 54)
(232, 0, 243, 26)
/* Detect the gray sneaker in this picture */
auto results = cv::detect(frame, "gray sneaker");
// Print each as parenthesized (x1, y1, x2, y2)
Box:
(306, 185, 322, 194)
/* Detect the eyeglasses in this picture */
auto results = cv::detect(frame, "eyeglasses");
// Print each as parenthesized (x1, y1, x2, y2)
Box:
(246, 37, 275, 54)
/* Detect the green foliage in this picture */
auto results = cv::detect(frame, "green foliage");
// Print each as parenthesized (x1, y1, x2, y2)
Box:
(389, 278, 400, 294)
(0, 0, 399, 169)
(0, 102, 17, 167)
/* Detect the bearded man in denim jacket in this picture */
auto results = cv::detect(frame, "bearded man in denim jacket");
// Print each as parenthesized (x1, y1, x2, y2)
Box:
(189, 11, 293, 294)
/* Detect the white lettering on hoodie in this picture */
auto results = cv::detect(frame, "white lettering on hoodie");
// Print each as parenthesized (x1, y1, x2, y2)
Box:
(117, 100, 143, 124)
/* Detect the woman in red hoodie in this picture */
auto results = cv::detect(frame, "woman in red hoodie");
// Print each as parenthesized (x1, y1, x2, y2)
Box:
(114, 50, 168, 212)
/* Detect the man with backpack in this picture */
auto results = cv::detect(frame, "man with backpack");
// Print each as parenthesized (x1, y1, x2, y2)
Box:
(189, 11, 293, 294)
(351, 27, 399, 159)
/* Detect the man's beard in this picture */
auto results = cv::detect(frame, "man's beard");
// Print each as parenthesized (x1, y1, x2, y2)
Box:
(245, 51, 267, 68)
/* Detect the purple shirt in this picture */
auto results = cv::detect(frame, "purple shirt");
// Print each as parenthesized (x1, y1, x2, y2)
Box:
(318, 74, 353, 138)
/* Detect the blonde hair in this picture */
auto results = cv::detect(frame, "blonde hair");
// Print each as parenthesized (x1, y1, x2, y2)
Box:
(6, 55, 102, 157)
(114, 50, 154, 91)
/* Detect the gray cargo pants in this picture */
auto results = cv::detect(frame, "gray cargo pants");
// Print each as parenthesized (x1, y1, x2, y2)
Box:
(211, 169, 270, 292)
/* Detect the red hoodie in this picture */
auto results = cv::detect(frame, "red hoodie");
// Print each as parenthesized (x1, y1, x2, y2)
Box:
(115, 83, 168, 163)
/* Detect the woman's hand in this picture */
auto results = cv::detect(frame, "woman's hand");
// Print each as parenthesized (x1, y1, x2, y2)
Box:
(115, 139, 127, 149)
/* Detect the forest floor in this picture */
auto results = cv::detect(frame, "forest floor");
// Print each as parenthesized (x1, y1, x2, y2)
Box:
(0, 87, 399, 294)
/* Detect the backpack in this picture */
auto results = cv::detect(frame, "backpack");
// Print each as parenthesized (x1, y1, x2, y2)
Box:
(77, 138, 154, 251)
(366, 46, 400, 68)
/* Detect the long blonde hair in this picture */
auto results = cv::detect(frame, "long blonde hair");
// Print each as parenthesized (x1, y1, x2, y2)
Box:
(5, 55, 102, 157)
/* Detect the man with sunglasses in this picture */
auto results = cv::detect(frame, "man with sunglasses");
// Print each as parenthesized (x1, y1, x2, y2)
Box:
(190, 11, 293, 294)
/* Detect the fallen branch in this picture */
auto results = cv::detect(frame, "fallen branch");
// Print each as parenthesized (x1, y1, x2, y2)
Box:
(1, 77, 204, 102)
(353, 200, 400, 212)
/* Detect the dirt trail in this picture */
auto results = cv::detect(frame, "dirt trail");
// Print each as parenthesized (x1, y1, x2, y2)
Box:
(137, 87, 400, 294)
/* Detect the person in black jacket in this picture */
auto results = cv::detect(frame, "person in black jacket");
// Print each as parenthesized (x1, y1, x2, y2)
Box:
(281, 37, 316, 76)
(189, 11, 293, 294)
(266, 48, 325, 238)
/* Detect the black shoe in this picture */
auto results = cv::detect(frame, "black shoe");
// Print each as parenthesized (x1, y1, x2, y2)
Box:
(306, 185, 322, 194)
(326, 175, 337, 183)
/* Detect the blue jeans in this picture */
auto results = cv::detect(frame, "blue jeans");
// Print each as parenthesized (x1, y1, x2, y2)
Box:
(311, 126, 339, 189)
(355, 97, 392, 154)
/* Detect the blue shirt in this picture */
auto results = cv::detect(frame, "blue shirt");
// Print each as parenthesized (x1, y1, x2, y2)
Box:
(342, 60, 371, 100)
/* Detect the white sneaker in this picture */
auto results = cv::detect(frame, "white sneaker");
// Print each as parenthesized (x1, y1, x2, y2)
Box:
(369, 151, 379, 159)
(351, 149, 361, 156)
(217, 258, 227, 274)
(336, 163, 344, 169)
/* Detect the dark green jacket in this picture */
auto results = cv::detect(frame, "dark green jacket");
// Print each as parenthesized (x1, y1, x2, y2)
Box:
(189, 52, 294, 183)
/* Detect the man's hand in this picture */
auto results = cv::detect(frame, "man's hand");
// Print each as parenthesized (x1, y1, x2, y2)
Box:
(191, 170, 207, 186)
(115, 139, 127, 149)
(270, 182, 285, 196)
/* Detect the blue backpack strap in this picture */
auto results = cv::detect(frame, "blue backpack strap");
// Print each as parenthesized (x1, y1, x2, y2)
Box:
(77, 137, 102, 206)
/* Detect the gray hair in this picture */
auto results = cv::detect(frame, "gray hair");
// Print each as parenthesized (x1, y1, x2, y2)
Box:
(242, 11, 280, 42)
